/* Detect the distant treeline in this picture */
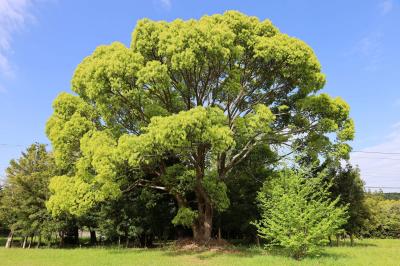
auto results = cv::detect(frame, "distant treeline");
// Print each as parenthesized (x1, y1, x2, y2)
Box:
(383, 193, 400, 200)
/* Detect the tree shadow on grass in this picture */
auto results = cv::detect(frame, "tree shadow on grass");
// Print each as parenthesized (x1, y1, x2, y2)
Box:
(0, 237, 6, 247)
(343, 241, 377, 248)
(162, 246, 265, 259)
(162, 246, 350, 262)
(262, 247, 350, 262)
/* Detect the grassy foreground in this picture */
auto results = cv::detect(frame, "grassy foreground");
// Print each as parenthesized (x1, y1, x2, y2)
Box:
(0, 239, 399, 266)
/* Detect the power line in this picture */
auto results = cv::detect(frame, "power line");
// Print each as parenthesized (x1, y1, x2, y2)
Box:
(0, 144, 25, 147)
(352, 156, 400, 161)
(365, 186, 400, 189)
(352, 150, 400, 155)
(0, 143, 50, 147)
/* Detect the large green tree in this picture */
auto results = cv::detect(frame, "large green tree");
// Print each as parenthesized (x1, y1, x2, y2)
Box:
(46, 11, 353, 241)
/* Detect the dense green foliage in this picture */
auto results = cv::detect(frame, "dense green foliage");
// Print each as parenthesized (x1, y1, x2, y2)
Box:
(362, 193, 400, 238)
(0, 144, 67, 247)
(44, 10, 353, 241)
(327, 164, 370, 241)
(254, 168, 348, 259)
(382, 193, 400, 200)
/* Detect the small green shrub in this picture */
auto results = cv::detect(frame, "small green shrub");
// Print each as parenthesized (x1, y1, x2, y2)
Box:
(253, 168, 348, 259)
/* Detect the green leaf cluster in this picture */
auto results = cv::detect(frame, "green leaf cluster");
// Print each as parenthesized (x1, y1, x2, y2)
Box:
(172, 207, 199, 228)
(254, 168, 348, 259)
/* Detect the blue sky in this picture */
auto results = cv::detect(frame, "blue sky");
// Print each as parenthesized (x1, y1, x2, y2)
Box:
(0, 0, 400, 189)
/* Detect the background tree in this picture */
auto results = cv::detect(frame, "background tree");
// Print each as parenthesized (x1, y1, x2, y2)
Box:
(362, 193, 400, 238)
(383, 193, 400, 200)
(46, 11, 354, 241)
(217, 144, 276, 242)
(0, 143, 59, 248)
(95, 186, 175, 247)
(253, 167, 348, 259)
(327, 164, 370, 245)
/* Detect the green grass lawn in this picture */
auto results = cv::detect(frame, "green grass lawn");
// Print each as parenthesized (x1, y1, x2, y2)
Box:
(0, 239, 399, 266)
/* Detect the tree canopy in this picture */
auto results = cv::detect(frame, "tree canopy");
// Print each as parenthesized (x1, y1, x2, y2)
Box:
(46, 11, 354, 241)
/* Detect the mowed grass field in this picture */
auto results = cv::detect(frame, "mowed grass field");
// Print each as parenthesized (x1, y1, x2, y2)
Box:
(0, 239, 399, 266)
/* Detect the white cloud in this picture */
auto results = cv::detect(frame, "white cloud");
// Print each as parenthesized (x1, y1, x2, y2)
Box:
(380, 0, 394, 15)
(355, 32, 383, 71)
(0, 0, 36, 79)
(158, 0, 171, 10)
(351, 123, 400, 191)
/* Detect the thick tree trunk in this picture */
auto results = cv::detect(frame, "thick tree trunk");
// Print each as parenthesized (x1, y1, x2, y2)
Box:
(5, 231, 13, 248)
(90, 230, 97, 245)
(192, 145, 214, 243)
(192, 197, 213, 242)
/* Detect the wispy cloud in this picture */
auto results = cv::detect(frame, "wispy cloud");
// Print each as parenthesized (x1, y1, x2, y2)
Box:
(351, 122, 400, 191)
(153, 0, 171, 11)
(355, 32, 383, 71)
(380, 0, 394, 15)
(0, 0, 36, 80)
(160, 0, 172, 10)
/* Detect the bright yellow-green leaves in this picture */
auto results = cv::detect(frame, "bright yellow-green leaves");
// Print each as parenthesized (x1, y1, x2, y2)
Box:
(72, 42, 143, 97)
(47, 130, 121, 217)
(338, 119, 355, 142)
(46, 94, 121, 216)
(245, 104, 276, 135)
(46, 10, 354, 223)
(254, 34, 325, 92)
(202, 172, 230, 211)
(233, 104, 276, 144)
(72, 42, 145, 132)
(294, 93, 354, 160)
(47, 175, 96, 216)
(254, 168, 348, 258)
(131, 18, 168, 59)
(134, 16, 236, 71)
(298, 93, 354, 140)
(46, 92, 99, 170)
(171, 207, 198, 228)
(79, 130, 117, 183)
(118, 106, 235, 166)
